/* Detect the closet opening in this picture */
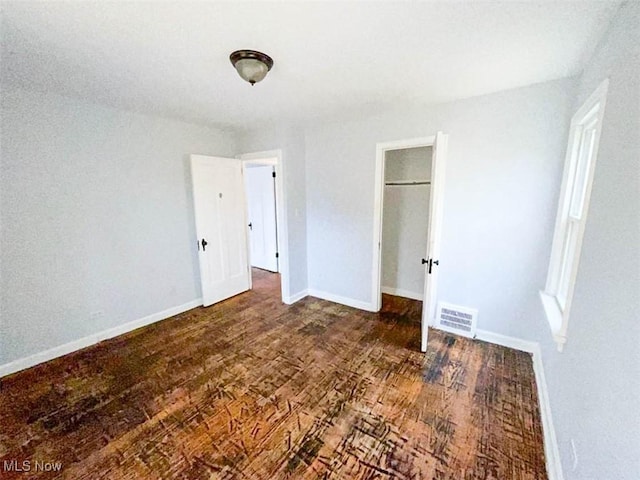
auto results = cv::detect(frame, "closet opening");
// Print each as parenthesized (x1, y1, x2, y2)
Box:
(372, 133, 448, 352)
(382, 146, 432, 304)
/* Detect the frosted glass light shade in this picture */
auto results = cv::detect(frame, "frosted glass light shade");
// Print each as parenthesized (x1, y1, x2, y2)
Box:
(235, 59, 269, 84)
(230, 50, 274, 85)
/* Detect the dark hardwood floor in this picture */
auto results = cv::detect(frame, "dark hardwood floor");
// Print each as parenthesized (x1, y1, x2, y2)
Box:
(0, 269, 547, 479)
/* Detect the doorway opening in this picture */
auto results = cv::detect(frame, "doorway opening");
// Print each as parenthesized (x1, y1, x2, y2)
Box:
(189, 149, 290, 309)
(238, 150, 290, 303)
(243, 158, 279, 295)
(372, 133, 448, 352)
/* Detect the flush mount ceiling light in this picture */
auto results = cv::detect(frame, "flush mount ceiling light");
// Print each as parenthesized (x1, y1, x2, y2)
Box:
(229, 50, 274, 86)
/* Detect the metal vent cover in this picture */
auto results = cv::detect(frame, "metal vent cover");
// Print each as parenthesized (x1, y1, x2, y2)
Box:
(435, 302, 478, 338)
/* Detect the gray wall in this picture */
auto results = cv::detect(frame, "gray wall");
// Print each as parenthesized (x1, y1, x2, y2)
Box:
(305, 77, 575, 336)
(382, 147, 431, 297)
(0, 87, 238, 364)
(529, 2, 640, 478)
(237, 123, 308, 297)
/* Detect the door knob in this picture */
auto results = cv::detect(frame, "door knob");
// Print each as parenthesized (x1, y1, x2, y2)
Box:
(248, 222, 252, 230)
(201, 238, 208, 251)
(428, 259, 439, 274)
(422, 258, 440, 273)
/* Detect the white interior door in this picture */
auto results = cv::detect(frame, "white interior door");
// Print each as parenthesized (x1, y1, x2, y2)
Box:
(421, 132, 448, 351)
(245, 165, 279, 272)
(190, 154, 250, 307)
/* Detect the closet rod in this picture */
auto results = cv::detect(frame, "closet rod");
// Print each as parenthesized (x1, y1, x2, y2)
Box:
(384, 180, 431, 186)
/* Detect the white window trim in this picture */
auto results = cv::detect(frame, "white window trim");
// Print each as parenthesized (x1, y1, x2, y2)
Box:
(540, 79, 609, 352)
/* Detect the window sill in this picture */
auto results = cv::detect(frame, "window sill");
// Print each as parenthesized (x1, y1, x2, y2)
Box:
(539, 291, 567, 352)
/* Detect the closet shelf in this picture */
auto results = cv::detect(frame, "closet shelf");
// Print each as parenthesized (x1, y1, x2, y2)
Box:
(384, 180, 431, 186)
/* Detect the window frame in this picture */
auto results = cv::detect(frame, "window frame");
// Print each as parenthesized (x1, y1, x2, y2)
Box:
(540, 79, 609, 352)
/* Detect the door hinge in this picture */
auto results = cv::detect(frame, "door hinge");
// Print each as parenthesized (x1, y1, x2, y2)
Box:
(275, 252, 279, 258)
(272, 171, 276, 178)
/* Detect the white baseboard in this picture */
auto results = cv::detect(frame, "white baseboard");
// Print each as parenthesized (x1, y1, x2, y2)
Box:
(283, 289, 308, 305)
(474, 329, 538, 353)
(0, 298, 203, 378)
(307, 288, 377, 312)
(381, 286, 423, 301)
(531, 343, 564, 480)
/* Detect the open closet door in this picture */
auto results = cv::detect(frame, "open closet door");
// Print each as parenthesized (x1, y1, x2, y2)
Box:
(421, 132, 448, 352)
(190, 154, 250, 307)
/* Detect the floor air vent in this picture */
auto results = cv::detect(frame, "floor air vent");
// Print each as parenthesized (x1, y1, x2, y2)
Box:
(435, 302, 478, 338)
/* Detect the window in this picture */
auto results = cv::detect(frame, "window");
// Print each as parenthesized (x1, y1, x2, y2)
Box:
(540, 79, 608, 352)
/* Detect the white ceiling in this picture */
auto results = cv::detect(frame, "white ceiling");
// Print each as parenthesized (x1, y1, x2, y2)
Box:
(1, 1, 621, 129)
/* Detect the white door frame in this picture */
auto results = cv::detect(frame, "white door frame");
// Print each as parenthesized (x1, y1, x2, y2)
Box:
(237, 149, 291, 303)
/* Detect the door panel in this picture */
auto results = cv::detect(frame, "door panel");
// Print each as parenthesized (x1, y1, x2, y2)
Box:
(421, 132, 448, 352)
(245, 165, 278, 272)
(190, 155, 250, 307)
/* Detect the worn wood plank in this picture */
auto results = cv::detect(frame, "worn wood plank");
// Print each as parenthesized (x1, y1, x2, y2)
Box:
(0, 269, 547, 479)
